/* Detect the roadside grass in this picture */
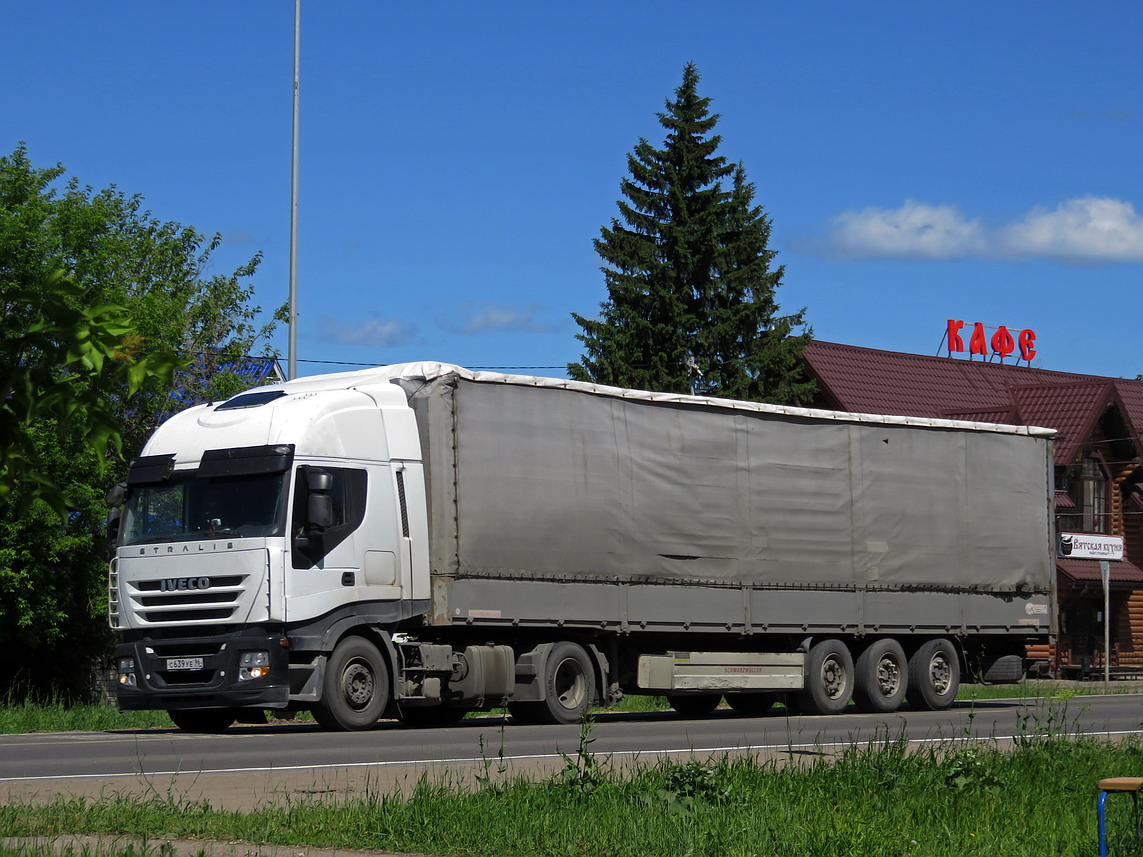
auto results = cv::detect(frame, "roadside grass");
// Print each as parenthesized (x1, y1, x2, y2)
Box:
(0, 699, 311, 735)
(3, 719, 1143, 857)
(0, 699, 173, 734)
(956, 679, 1143, 701)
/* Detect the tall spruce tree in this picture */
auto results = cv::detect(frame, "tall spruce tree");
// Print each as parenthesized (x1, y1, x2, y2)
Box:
(570, 64, 813, 403)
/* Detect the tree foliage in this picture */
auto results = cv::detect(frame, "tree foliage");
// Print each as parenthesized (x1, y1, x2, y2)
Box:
(570, 64, 813, 403)
(0, 271, 182, 511)
(0, 145, 282, 699)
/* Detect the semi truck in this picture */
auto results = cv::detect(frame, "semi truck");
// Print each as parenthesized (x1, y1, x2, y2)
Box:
(109, 363, 1055, 732)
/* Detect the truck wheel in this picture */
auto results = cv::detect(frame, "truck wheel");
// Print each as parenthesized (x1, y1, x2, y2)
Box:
(667, 693, 722, 716)
(509, 641, 595, 725)
(853, 639, 908, 713)
(726, 693, 776, 716)
(167, 708, 237, 733)
(906, 638, 960, 711)
(795, 638, 853, 715)
(977, 653, 1025, 684)
(312, 637, 389, 731)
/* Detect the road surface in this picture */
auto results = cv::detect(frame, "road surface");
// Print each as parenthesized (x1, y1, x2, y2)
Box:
(3, 693, 1142, 810)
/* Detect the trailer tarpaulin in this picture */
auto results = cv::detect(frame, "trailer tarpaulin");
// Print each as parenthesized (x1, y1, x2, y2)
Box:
(393, 366, 1053, 593)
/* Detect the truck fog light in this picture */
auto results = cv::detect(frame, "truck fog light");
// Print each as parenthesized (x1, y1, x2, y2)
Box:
(239, 650, 270, 681)
(117, 657, 136, 686)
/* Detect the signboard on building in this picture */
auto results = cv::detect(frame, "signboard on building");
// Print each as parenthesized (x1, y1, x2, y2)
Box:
(945, 320, 1037, 362)
(1058, 533, 1124, 560)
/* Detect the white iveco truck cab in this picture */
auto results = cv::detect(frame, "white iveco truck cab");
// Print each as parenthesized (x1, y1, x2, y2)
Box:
(111, 376, 447, 731)
(110, 364, 1054, 732)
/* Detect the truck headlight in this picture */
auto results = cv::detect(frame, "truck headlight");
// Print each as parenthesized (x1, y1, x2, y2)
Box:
(117, 657, 137, 687)
(239, 650, 270, 681)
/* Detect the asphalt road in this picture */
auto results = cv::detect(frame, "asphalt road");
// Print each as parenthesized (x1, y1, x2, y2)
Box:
(3, 693, 1143, 810)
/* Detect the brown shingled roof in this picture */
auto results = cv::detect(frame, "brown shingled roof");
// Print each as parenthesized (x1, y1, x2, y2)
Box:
(1010, 382, 1115, 465)
(804, 340, 1143, 465)
(1058, 557, 1143, 586)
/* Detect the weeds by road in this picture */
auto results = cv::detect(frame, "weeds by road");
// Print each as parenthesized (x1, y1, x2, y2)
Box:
(2, 722, 1142, 856)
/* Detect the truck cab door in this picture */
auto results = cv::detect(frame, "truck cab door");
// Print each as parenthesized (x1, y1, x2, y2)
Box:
(286, 465, 393, 621)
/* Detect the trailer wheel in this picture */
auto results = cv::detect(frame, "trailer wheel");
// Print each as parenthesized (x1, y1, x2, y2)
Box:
(667, 694, 722, 717)
(906, 638, 960, 711)
(726, 693, 776, 716)
(853, 639, 908, 713)
(167, 708, 237, 733)
(795, 638, 854, 715)
(312, 636, 389, 731)
(509, 641, 595, 724)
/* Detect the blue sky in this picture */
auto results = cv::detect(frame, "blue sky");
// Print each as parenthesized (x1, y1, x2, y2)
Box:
(4, 3, 1141, 379)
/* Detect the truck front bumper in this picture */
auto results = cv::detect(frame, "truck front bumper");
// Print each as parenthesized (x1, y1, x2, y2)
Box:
(114, 631, 290, 711)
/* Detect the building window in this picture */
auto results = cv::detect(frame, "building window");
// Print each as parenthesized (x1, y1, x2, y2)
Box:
(1068, 457, 1110, 535)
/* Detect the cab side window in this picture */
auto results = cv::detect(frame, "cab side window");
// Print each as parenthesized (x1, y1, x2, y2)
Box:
(291, 466, 367, 568)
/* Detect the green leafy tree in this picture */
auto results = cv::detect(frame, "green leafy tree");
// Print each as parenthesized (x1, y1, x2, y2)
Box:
(0, 271, 181, 510)
(570, 64, 813, 403)
(0, 145, 282, 700)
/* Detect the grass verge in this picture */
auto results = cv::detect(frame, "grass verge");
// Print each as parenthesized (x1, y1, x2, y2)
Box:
(2, 723, 1142, 857)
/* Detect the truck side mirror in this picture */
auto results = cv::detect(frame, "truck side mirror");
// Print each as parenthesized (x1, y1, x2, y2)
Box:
(307, 470, 333, 493)
(107, 508, 122, 544)
(305, 469, 335, 531)
(307, 494, 334, 531)
(105, 482, 128, 507)
(105, 482, 127, 544)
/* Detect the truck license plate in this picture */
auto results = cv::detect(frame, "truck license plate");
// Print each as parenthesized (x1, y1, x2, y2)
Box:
(166, 657, 204, 671)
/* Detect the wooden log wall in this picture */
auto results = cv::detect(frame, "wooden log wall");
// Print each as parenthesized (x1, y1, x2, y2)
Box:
(1122, 590, 1143, 668)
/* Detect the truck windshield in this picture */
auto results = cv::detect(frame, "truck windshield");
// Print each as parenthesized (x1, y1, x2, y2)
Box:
(120, 472, 289, 546)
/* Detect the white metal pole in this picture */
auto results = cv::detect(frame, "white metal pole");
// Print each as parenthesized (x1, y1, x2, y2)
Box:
(287, 0, 301, 380)
(1101, 559, 1110, 683)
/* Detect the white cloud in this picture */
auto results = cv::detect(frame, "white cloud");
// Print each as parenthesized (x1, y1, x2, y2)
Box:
(827, 201, 987, 261)
(316, 315, 418, 347)
(818, 196, 1143, 264)
(997, 197, 1143, 263)
(438, 303, 557, 335)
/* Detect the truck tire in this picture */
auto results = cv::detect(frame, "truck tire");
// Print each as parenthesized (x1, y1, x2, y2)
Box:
(795, 638, 853, 715)
(978, 653, 1025, 684)
(508, 641, 595, 725)
(167, 708, 237, 733)
(667, 694, 722, 717)
(312, 636, 389, 731)
(726, 693, 776, 716)
(853, 638, 909, 713)
(906, 638, 960, 711)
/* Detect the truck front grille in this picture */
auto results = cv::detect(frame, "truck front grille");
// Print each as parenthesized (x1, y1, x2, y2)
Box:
(128, 575, 247, 624)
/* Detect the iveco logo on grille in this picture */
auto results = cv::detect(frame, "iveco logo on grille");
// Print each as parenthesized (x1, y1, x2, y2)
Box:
(160, 577, 211, 592)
